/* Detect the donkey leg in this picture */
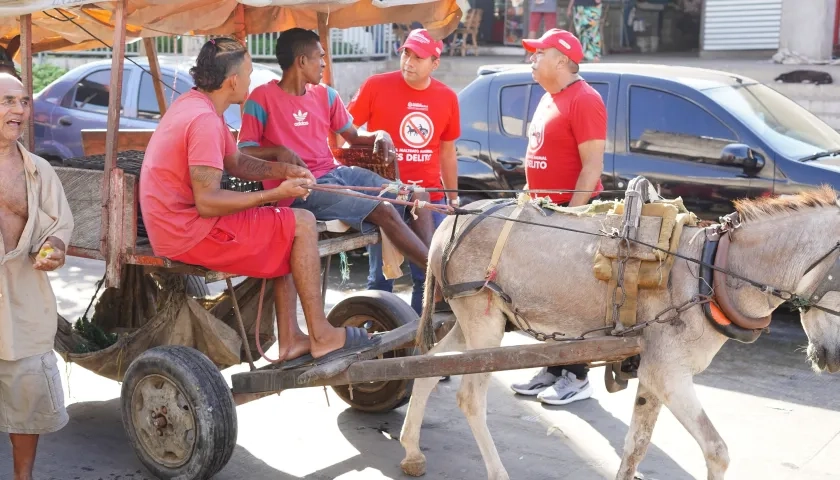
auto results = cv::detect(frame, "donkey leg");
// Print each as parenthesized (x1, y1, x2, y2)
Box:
(457, 370, 509, 480)
(400, 323, 467, 477)
(662, 380, 729, 480)
(616, 383, 663, 480)
(455, 306, 509, 480)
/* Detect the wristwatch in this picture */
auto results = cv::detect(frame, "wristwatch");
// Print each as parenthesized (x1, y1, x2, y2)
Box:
(449, 196, 461, 207)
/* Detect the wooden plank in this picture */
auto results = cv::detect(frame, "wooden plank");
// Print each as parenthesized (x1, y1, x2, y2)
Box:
(125, 222, 354, 282)
(231, 336, 643, 394)
(105, 169, 126, 288)
(317, 12, 337, 149)
(295, 315, 449, 382)
(82, 128, 239, 156)
(318, 232, 379, 257)
(20, 14, 33, 151)
(257, 315, 445, 374)
(67, 246, 105, 261)
(82, 129, 152, 156)
(317, 12, 333, 87)
(143, 38, 167, 117)
(101, 0, 129, 258)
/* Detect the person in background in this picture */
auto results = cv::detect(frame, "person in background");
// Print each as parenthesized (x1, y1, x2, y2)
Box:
(509, 29, 606, 405)
(0, 72, 74, 480)
(525, 0, 557, 61)
(567, 0, 603, 62)
(0, 35, 21, 79)
(347, 28, 460, 316)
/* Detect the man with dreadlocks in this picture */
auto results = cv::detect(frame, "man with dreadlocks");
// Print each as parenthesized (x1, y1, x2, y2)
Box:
(140, 37, 380, 368)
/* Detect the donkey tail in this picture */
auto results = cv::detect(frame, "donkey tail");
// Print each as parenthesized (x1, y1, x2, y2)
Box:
(415, 262, 438, 353)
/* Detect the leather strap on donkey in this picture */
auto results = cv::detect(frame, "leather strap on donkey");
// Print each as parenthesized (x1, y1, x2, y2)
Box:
(440, 199, 517, 301)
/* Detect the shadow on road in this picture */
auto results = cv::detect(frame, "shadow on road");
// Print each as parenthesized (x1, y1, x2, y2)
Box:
(0, 398, 289, 480)
(694, 310, 840, 412)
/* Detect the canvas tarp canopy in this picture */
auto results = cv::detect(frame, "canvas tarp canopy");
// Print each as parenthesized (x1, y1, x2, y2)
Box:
(0, 0, 463, 56)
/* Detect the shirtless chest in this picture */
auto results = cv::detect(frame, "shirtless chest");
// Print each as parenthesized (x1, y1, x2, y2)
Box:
(0, 161, 28, 252)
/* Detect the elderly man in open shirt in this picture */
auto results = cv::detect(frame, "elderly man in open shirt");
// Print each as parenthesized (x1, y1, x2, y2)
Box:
(0, 73, 74, 480)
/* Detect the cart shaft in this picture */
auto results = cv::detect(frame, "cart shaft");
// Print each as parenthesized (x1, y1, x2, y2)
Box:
(231, 336, 642, 394)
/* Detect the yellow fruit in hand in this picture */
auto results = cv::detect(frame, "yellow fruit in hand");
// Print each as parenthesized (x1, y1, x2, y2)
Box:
(38, 246, 54, 258)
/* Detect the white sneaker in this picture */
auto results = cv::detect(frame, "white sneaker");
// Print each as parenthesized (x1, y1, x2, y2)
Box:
(510, 367, 559, 395)
(537, 370, 593, 406)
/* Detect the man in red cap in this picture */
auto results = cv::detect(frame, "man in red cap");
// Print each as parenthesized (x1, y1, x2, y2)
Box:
(348, 28, 461, 315)
(509, 28, 607, 406)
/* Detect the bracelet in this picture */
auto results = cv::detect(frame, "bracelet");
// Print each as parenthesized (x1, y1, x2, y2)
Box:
(259, 192, 265, 204)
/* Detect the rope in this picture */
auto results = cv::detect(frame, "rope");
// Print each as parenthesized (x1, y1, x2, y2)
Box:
(306, 184, 452, 215)
(303, 181, 840, 315)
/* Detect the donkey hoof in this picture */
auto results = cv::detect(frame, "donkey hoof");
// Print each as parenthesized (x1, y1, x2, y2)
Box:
(400, 456, 427, 477)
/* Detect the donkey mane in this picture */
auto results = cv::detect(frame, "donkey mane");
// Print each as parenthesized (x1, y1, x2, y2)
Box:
(733, 185, 838, 222)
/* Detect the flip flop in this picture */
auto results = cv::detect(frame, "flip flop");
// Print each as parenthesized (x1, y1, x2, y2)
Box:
(305, 326, 383, 368)
(279, 353, 314, 370)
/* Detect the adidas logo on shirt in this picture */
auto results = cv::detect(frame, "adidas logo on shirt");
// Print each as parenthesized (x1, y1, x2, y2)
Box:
(293, 110, 309, 127)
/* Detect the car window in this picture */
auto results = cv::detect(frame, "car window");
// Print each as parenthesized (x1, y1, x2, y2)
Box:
(705, 83, 840, 160)
(526, 82, 609, 131)
(137, 71, 190, 120)
(500, 84, 527, 136)
(629, 86, 737, 162)
(69, 69, 129, 114)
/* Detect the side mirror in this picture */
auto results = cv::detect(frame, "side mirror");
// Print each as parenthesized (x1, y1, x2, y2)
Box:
(720, 143, 765, 172)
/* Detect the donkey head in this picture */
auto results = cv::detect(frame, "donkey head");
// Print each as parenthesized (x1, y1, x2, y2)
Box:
(731, 186, 840, 373)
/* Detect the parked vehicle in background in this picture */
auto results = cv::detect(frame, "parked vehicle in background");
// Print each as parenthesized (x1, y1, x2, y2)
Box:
(456, 63, 840, 220)
(33, 57, 281, 163)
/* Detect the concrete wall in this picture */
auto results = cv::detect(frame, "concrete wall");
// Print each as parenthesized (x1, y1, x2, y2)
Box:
(779, 0, 837, 61)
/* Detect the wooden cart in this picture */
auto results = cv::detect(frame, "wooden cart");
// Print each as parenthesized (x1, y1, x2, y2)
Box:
(8, 3, 641, 479)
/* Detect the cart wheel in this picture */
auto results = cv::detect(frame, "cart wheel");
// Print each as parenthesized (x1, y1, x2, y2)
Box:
(120, 346, 237, 480)
(327, 291, 419, 413)
(184, 275, 210, 297)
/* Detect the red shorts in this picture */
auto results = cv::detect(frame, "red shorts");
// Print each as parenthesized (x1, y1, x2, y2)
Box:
(529, 12, 557, 32)
(172, 206, 296, 279)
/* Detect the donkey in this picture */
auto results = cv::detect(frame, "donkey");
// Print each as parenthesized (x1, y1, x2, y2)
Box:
(399, 186, 840, 480)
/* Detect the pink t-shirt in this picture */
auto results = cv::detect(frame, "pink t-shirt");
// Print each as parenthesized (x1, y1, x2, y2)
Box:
(139, 89, 237, 258)
(238, 81, 353, 187)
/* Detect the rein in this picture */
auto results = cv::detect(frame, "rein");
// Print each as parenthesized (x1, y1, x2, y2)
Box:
(307, 182, 840, 317)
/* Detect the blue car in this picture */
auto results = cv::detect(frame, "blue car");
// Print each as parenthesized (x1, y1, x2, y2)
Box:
(33, 56, 281, 163)
(456, 63, 840, 220)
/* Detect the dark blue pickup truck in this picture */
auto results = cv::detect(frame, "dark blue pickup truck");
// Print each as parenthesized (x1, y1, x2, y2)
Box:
(455, 63, 840, 219)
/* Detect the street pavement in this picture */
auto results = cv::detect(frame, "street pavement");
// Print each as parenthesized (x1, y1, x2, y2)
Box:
(2, 255, 840, 480)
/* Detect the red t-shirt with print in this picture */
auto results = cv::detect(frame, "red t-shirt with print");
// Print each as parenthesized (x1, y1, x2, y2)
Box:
(525, 80, 607, 205)
(347, 71, 460, 202)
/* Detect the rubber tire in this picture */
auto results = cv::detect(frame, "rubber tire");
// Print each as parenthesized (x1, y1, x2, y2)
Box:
(184, 275, 211, 298)
(327, 291, 419, 413)
(120, 346, 238, 480)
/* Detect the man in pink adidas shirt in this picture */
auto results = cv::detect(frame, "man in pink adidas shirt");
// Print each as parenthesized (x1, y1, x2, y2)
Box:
(238, 28, 435, 282)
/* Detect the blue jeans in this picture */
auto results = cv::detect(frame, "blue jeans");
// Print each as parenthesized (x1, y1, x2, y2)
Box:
(367, 198, 447, 314)
(291, 166, 406, 233)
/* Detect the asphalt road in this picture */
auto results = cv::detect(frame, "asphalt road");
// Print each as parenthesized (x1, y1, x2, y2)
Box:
(2, 255, 840, 480)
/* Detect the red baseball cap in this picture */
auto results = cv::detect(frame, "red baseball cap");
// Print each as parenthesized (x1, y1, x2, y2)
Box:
(399, 29, 444, 59)
(522, 29, 584, 64)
